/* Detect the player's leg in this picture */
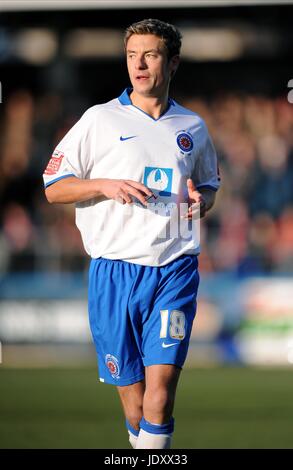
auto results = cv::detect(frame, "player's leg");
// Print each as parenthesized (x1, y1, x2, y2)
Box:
(117, 379, 145, 448)
(135, 364, 181, 449)
(136, 255, 200, 449)
(88, 258, 146, 448)
(143, 364, 180, 423)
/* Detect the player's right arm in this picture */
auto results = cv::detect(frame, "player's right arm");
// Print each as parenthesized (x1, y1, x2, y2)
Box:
(45, 176, 153, 206)
(43, 108, 153, 207)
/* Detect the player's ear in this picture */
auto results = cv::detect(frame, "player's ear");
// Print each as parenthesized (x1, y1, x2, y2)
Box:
(169, 55, 180, 79)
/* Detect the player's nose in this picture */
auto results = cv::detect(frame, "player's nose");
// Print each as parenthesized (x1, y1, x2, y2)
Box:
(134, 55, 147, 69)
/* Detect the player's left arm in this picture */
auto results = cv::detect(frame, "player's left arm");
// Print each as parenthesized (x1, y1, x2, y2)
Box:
(198, 187, 217, 217)
(186, 179, 216, 218)
(188, 121, 220, 218)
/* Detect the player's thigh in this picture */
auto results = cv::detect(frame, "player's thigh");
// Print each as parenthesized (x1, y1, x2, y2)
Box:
(142, 256, 199, 369)
(88, 257, 145, 386)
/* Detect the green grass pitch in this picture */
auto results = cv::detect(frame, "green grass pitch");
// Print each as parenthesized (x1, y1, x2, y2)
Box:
(1, 366, 293, 448)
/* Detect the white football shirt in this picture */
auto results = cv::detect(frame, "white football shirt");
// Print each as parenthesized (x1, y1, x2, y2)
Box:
(43, 88, 220, 266)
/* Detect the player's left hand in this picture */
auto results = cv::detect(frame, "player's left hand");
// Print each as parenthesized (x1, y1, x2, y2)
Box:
(186, 178, 206, 219)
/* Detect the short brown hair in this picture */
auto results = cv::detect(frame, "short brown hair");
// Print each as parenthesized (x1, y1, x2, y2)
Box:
(124, 18, 182, 60)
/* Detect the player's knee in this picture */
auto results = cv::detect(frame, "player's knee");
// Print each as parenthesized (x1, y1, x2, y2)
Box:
(126, 410, 143, 431)
(144, 387, 174, 421)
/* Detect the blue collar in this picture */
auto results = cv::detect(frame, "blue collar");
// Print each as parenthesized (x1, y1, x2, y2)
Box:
(118, 87, 175, 121)
(118, 87, 133, 105)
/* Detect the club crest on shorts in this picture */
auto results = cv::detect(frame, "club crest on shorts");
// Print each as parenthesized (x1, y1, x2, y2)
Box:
(176, 131, 194, 155)
(105, 354, 120, 379)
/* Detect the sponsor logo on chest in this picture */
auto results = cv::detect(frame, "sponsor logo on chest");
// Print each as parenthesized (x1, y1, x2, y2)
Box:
(143, 167, 173, 197)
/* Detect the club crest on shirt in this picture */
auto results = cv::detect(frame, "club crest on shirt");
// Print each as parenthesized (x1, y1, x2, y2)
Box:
(176, 131, 194, 156)
(44, 149, 64, 175)
(105, 354, 120, 379)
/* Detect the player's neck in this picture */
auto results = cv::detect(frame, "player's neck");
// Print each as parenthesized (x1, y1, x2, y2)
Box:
(130, 90, 169, 120)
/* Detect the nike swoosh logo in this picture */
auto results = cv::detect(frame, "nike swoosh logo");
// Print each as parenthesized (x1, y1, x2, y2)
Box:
(162, 342, 178, 348)
(120, 135, 137, 141)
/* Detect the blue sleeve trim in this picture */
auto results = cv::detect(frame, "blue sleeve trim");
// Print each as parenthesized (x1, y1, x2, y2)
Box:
(196, 184, 219, 192)
(44, 173, 76, 188)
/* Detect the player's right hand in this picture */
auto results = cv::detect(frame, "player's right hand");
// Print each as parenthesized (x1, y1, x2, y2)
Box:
(98, 179, 154, 206)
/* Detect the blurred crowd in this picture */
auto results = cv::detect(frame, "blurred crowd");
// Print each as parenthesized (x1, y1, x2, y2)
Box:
(0, 89, 293, 275)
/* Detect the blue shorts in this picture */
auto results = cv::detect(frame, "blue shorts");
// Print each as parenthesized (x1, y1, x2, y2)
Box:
(88, 255, 199, 386)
